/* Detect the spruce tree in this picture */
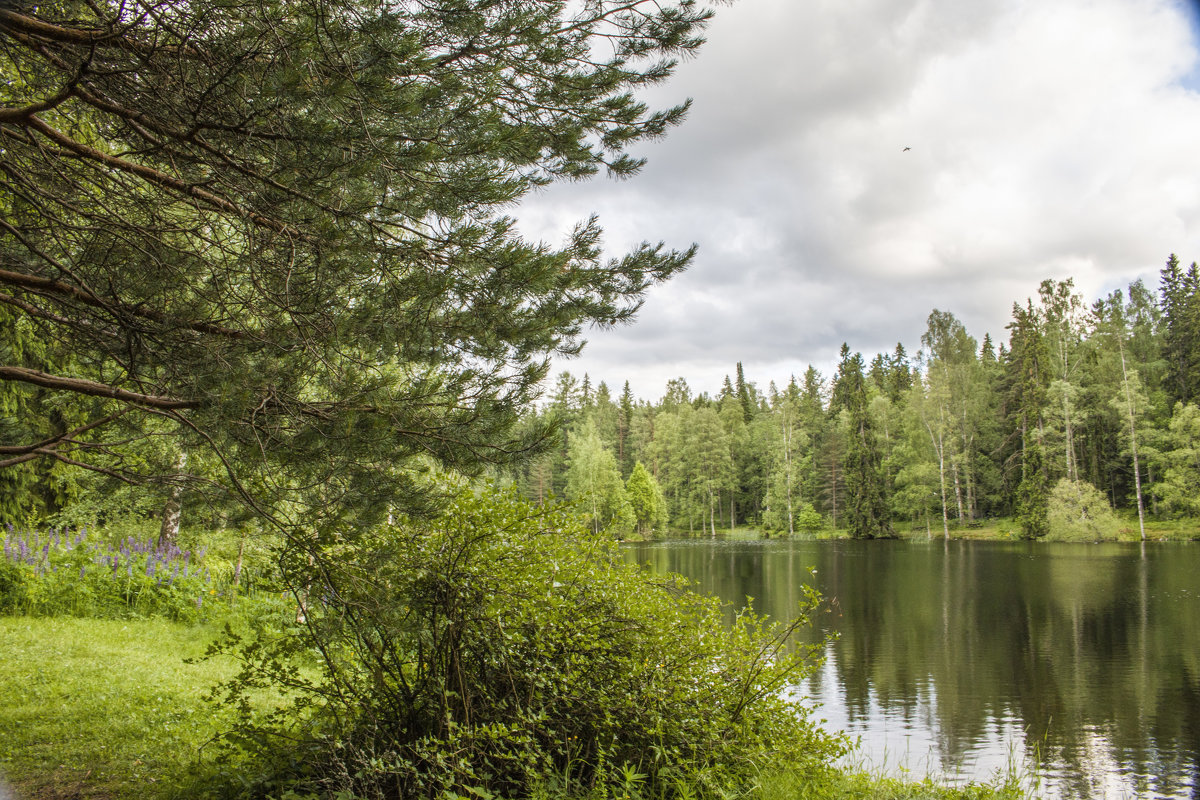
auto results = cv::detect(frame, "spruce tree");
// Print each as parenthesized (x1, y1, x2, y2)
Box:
(1160, 254, 1200, 407)
(1006, 302, 1051, 537)
(831, 345, 892, 538)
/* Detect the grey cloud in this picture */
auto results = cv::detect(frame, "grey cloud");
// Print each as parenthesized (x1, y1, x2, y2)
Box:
(522, 0, 1200, 400)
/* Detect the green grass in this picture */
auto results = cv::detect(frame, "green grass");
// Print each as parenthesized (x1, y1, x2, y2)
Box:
(0, 616, 239, 800)
(755, 767, 1034, 799)
(0, 616, 1033, 800)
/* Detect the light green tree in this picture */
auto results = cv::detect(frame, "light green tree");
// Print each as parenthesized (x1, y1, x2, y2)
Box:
(1047, 478, 1122, 541)
(566, 420, 634, 536)
(626, 461, 667, 535)
(762, 389, 808, 536)
(686, 406, 731, 537)
(1156, 403, 1200, 517)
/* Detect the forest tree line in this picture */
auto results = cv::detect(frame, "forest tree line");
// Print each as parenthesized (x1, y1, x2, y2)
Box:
(507, 256, 1200, 539)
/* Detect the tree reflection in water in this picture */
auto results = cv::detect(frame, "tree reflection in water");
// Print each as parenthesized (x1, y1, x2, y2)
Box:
(625, 539, 1200, 800)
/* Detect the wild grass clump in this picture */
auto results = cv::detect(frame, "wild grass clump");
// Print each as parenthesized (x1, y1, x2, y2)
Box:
(0, 524, 285, 623)
(204, 486, 849, 800)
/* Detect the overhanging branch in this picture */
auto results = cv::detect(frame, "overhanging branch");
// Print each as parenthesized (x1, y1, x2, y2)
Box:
(0, 365, 201, 409)
(0, 269, 249, 339)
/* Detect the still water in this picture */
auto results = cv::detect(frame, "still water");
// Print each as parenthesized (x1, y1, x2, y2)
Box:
(623, 539, 1200, 799)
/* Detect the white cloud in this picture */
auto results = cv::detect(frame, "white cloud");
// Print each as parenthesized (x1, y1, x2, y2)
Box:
(516, 0, 1200, 400)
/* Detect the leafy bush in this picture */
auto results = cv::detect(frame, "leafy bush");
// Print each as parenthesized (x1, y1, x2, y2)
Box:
(795, 503, 826, 536)
(1046, 479, 1124, 541)
(209, 487, 846, 800)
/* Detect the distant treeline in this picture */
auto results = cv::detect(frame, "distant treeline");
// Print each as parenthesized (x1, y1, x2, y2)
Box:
(506, 255, 1200, 539)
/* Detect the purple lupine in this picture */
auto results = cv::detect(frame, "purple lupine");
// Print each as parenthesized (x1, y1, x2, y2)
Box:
(79, 565, 86, 579)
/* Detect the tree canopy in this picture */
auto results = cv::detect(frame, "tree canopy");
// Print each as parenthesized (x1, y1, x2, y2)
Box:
(0, 0, 711, 531)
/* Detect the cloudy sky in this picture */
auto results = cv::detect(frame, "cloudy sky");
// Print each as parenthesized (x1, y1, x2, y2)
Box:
(516, 0, 1200, 402)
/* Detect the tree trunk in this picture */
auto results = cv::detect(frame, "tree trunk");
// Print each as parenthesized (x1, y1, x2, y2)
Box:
(1119, 345, 1147, 540)
(157, 449, 187, 548)
(925, 420, 950, 539)
(1063, 389, 1077, 481)
(952, 461, 965, 522)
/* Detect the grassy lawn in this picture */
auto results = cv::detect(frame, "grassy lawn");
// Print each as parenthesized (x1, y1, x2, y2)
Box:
(0, 617, 237, 800)
(0, 615, 1035, 800)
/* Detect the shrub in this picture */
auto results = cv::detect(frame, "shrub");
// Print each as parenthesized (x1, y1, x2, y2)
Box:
(209, 486, 846, 800)
(795, 504, 826, 536)
(1047, 479, 1124, 541)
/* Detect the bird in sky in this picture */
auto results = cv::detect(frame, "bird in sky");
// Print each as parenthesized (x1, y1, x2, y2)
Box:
(902, 146, 911, 151)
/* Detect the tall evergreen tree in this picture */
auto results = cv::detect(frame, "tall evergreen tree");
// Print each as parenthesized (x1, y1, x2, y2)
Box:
(736, 361, 754, 422)
(617, 381, 635, 477)
(1007, 302, 1051, 538)
(1159, 254, 1200, 407)
(831, 345, 892, 538)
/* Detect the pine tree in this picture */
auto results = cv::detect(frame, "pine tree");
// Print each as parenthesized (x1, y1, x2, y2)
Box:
(0, 0, 706, 534)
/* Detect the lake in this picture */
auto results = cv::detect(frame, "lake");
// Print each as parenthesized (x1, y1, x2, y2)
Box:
(623, 539, 1200, 800)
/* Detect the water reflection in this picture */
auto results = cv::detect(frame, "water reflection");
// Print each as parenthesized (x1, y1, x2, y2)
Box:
(624, 539, 1200, 799)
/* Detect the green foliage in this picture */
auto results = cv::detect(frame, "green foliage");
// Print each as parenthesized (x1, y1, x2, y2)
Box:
(794, 504, 826, 535)
(1016, 442, 1049, 540)
(625, 461, 667, 535)
(2, 0, 707, 536)
(567, 420, 635, 535)
(1046, 479, 1124, 541)
(832, 347, 892, 539)
(1155, 402, 1200, 516)
(208, 487, 847, 800)
(0, 525, 284, 623)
